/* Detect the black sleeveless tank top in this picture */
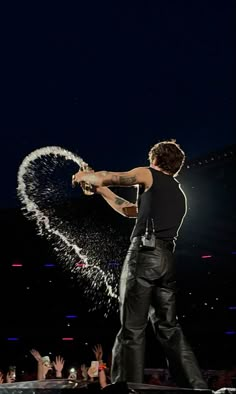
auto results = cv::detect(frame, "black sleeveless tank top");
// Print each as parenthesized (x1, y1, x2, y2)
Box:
(131, 167, 187, 241)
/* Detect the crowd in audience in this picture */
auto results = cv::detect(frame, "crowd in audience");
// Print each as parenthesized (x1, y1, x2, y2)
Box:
(0, 343, 236, 391)
(0, 344, 108, 390)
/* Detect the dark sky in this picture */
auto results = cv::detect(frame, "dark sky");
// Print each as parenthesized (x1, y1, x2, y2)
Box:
(0, 2, 234, 208)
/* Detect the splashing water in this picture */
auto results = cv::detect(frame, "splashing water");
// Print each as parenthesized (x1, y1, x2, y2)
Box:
(17, 146, 120, 314)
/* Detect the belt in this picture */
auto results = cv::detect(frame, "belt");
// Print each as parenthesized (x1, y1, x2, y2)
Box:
(131, 236, 175, 251)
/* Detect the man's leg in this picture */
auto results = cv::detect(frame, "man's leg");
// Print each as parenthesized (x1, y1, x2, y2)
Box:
(150, 282, 207, 389)
(111, 249, 152, 383)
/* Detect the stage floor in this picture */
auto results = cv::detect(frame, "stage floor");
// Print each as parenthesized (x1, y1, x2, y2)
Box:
(0, 378, 234, 394)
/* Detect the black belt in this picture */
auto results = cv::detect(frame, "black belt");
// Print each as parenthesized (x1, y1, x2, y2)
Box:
(131, 236, 174, 251)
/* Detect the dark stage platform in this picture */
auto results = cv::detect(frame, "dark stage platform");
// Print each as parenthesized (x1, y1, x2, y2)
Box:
(0, 378, 234, 394)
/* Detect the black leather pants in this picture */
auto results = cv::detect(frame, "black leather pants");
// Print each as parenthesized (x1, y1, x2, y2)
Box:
(111, 236, 207, 389)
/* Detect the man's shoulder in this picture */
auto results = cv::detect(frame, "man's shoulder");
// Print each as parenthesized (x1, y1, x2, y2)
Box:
(130, 166, 153, 188)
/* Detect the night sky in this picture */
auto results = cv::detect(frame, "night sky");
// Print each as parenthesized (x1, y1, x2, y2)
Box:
(0, 2, 234, 208)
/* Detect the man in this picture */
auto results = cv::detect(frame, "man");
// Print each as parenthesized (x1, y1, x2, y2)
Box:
(72, 140, 207, 389)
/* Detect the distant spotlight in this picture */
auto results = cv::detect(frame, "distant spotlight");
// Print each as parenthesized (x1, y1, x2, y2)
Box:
(65, 315, 78, 319)
(201, 255, 212, 259)
(7, 337, 19, 341)
(12, 263, 23, 267)
(44, 264, 55, 267)
(62, 337, 74, 341)
(225, 331, 236, 335)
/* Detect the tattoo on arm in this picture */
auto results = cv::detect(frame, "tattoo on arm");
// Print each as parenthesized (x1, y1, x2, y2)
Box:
(119, 176, 137, 185)
(114, 196, 137, 217)
(114, 197, 127, 206)
(103, 174, 137, 186)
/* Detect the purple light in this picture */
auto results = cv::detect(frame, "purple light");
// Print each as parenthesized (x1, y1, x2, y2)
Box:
(65, 315, 78, 319)
(44, 264, 55, 267)
(108, 261, 120, 267)
(7, 337, 19, 341)
(201, 255, 212, 259)
(225, 331, 236, 335)
(231, 252, 236, 255)
(228, 307, 236, 310)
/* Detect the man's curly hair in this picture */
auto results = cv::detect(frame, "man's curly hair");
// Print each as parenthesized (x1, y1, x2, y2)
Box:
(148, 139, 185, 177)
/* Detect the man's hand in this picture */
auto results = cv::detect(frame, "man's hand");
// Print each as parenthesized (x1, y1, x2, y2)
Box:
(72, 167, 96, 195)
(72, 170, 101, 187)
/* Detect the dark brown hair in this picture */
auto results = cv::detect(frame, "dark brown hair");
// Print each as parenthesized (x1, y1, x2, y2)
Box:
(148, 139, 185, 176)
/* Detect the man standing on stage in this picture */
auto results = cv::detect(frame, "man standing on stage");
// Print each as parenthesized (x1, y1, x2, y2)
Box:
(72, 140, 207, 389)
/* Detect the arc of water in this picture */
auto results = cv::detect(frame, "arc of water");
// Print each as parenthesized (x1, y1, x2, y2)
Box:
(17, 146, 118, 300)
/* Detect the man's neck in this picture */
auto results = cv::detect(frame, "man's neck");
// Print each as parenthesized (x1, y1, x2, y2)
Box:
(150, 163, 171, 176)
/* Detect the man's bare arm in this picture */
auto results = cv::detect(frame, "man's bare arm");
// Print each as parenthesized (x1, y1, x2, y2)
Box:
(72, 167, 152, 189)
(97, 187, 138, 218)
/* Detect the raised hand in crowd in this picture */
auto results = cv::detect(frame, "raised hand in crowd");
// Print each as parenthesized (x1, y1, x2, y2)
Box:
(87, 365, 97, 382)
(41, 359, 52, 380)
(30, 349, 43, 380)
(81, 364, 88, 381)
(98, 366, 107, 389)
(30, 349, 51, 380)
(92, 344, 103, 362)
(30, 349, 42, 363)
(92, 344, 108, 389)
(53, 356, 64, 378)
